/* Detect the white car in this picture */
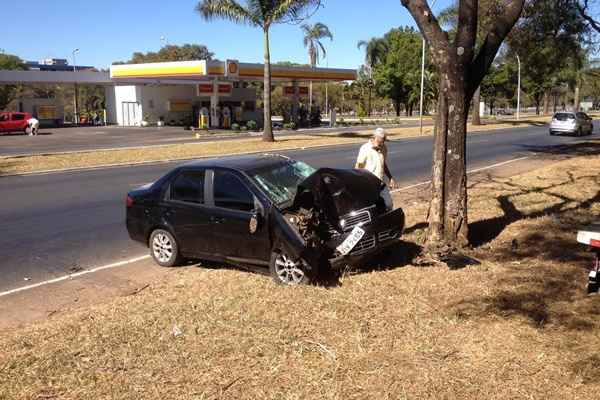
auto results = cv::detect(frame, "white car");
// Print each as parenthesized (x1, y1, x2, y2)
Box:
(549, 112, 593, 136)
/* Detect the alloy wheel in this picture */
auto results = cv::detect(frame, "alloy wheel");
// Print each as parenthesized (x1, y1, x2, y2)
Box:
(152, 233, 173, 263)
(274, 253, 306, 285)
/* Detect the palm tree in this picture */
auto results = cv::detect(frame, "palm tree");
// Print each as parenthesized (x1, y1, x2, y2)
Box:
(357, 38, 388, 116)
(197, 0, 320, 142)
(301, 22, 333, 108)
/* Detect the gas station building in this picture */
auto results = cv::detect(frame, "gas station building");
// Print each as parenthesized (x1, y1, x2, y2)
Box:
(0, 59, 356, 128)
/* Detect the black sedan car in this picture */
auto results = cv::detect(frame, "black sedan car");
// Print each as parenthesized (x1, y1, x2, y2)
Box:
(126, 154, 405, 285)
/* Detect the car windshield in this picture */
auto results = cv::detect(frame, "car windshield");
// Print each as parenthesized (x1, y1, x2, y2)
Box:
(249, 160, 316, 206)
(554, 113, 575, 121)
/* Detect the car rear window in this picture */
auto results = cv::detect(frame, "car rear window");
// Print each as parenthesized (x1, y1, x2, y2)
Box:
(170, 171, 205, 204)
(554, 113, 575, 121)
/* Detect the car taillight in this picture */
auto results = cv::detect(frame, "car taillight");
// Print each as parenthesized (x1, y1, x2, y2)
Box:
(126, 195, 134, 208)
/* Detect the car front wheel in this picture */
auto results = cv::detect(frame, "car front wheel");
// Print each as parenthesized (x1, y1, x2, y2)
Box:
(149, 229, 182, 267)
(269, 250, 311, 285)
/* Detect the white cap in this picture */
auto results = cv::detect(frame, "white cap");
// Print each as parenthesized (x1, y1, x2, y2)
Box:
(374, 127, 386, 138)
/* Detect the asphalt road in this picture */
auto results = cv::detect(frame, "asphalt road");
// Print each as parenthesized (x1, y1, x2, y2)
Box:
(0, 121, 428, 157)
(0, 123, 595, 292)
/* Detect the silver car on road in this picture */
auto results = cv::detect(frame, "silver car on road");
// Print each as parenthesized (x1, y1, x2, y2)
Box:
(549, 112, 594, 136)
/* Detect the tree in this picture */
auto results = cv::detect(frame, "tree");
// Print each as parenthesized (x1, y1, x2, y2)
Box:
(372, 27, 424, 116)
(301, 22, 333, 108)
(114, 43, 214, 64)
(480, 60, 516, 115)
(0, 53, 27, 110)
(197, 0, 322, 142)
(506, 0, 589, 115)
(357, 37, 388, 116)
(401, 0, 525, 249)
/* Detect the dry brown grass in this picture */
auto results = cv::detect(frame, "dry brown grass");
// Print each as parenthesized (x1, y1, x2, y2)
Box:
(0, 117, 551, 176)
(1, 144, 599, 399)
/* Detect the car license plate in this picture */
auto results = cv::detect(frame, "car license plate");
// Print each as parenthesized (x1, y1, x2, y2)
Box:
(336, 226, 366, 256)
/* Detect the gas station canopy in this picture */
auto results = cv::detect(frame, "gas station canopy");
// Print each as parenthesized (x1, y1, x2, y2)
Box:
(110, 59, 356, 83)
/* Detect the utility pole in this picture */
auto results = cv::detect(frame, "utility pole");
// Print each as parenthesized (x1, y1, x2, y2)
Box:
(72, 48, 80, 125)
(516, 54, 521, 121)
(418, 0, 437, 134)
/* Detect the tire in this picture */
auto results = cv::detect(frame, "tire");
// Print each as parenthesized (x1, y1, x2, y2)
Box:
(269, 248, 312, 285)
(149, 229, 182, 267)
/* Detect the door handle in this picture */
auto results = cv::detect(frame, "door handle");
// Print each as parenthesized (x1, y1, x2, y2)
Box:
(210, 216, 225, 224)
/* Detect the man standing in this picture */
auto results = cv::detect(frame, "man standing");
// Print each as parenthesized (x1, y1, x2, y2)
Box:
(355, 127, 397, 208)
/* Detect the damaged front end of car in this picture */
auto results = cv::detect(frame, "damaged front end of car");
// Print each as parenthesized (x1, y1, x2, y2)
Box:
(272, 168, 405, 275)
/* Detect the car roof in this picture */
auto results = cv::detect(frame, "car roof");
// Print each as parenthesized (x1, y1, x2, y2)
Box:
(181, 153, 293, 172)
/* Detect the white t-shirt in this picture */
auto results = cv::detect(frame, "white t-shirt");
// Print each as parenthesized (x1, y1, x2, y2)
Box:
(356, 141, 388, 182)
(27, 117, 39, 127)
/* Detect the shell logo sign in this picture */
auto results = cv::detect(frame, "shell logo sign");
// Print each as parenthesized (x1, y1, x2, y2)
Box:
(226, 60, 239, 78)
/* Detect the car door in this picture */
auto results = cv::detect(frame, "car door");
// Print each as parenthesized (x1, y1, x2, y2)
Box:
(207, 169, 271, 265)
(0, 113, 9, 132)
(162, 169, 215, 257)
(10, 113, 26, 132)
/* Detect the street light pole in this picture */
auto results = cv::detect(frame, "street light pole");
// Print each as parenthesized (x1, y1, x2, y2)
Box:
(419, 38, 426, 134)
(72, 48, 80, 125)
(516, 55, 521, 121)
(418, 0, 437, 135)
(325, 51, 329, 120)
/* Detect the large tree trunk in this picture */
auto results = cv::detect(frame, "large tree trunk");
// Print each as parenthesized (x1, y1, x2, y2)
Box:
(574, 84, 580, 112)
(442, 75, 469, 246)
(262, 28, 274, 142)
(401, 0, 525, 251)
(543, 90, 550, 115)
(471, 86, 481, 125)
(427, 79, 448, 248)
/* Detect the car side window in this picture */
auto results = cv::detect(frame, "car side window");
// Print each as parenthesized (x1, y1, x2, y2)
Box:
(11, 114, 25, 121)
(0, 114, 7, 122)
(213, 171, 254, 212)
(170, 171, 205, 204)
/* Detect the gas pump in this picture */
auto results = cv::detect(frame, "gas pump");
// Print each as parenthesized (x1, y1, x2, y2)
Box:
(222, 106, 231, 129)
(199, 106, 209, 129)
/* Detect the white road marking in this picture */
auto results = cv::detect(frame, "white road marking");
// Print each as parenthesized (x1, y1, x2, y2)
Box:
(0, 155, 532, 297)
(0, 255, 150, 298)
(391, 156, 530, 193)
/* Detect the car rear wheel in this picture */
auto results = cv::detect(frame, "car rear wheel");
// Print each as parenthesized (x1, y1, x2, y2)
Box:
(149, 229, 182, 267)
(269, 250, 311, 285)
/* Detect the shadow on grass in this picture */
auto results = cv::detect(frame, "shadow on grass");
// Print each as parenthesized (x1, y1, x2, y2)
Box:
(521, 138, 600, 157)
(469, 141, 600, 248)
(468, 172, 600, 248)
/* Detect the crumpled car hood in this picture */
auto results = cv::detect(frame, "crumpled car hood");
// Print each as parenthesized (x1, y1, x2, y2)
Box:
(291, 168, 385, 226)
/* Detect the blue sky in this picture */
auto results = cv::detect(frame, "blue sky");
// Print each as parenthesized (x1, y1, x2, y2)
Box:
(1, 0, 452, 70)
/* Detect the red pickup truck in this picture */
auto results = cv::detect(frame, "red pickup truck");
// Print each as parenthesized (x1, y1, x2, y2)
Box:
(0, 112, 32, 134)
